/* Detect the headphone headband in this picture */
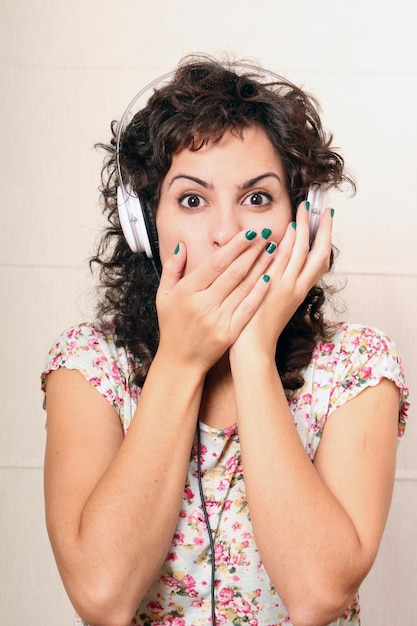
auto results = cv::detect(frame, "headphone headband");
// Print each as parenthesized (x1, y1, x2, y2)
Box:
(116, 62, 288, 187)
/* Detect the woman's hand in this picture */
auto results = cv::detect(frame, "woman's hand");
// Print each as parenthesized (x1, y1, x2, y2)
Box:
(230, 202, 334, 360)
(156, 228, 277, 373)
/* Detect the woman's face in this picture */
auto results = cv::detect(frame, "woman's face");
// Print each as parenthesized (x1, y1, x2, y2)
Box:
(156, 125, 293, 274)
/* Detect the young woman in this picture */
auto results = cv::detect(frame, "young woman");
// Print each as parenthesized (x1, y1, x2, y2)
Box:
(42, 57, 409, 626)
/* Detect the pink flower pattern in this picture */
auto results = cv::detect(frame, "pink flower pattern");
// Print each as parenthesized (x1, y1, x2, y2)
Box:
(41, 322, 409, 625)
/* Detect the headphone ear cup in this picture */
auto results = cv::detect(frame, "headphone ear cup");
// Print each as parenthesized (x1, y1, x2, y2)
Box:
(117, 184, 153, 258)
(307, 184, 327, 246)
(141, 201, 160, 260)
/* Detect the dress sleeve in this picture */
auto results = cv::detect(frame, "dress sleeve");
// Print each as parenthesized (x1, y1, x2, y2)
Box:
(40, 322, 140, 419)
(328, 325, 409, 438)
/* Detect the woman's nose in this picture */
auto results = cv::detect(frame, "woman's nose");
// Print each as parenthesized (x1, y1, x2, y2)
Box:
(211, 208, 242, 248)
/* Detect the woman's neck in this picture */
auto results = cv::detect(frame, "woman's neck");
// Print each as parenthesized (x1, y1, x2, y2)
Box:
(199, 355, 236, 429)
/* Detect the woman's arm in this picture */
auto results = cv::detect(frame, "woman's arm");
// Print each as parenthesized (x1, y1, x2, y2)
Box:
(229, 206, 401, 625)
(44, 228, 276, 626)
(230, 354, 399, 626)
(44, 353, 205, 626)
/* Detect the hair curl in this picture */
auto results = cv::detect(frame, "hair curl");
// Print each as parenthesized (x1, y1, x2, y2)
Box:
(91, 55, 355, 390)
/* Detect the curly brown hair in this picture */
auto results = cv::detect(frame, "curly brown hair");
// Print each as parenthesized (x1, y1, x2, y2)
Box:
(91, 55, 355, 389)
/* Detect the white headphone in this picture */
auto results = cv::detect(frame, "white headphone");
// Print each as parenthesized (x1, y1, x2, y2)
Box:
(116, 70, 176, 260)
(116, 184, 154, 258)
(115, 63, 327, 261)
(307, 183, 327, 245)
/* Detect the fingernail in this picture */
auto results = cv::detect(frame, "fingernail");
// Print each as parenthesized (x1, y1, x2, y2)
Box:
(265, 242, 277, 254)
(305, 201, 310, 211)
(263, 274, 270, 283)
(261, 228, 272, 239)
(330, 208, 335, 218)
(291, 222, 296, 229)
(173, 243, 180, 255)
(245, 229, 257, 240)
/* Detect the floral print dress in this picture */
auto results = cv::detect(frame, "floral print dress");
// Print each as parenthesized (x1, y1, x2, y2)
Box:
(41, 322, 409, 625)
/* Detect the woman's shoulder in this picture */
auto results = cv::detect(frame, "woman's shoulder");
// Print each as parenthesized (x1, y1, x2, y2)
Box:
(317, 322, 401, 358)
(43, 321, 121, 366)
(41, 321, 141, 402)
(312, 321, 409, 434)
(312, 321, 407, 390)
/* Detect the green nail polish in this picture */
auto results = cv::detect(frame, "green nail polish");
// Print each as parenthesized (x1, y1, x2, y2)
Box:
(330, 208, 335, 218)
(245, 229, 257, 240)
(305, 201, 310, 211)
(263, 274, 270, 283)
(265, 242, 277, 254)
(291, 222, 296, 229)
(173, 243, 180, 255)
(261, 228, 272, 240)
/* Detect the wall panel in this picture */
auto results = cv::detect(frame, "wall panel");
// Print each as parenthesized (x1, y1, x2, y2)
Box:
(2, 0, 415, 624)
(0, 469, 73, 623)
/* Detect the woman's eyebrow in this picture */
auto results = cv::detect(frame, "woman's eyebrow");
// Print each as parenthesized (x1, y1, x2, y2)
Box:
(168, 174, 214, 190)
(240, 173, 282, 189)
(168, 172, 281, 190)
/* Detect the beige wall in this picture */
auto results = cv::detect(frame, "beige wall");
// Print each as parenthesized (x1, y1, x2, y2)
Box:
(1, 0, 416, 623)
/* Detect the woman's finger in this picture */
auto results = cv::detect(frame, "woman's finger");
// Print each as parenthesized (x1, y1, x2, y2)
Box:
(185, 228, 275, 296)
(157, 242, 187, 302)
(226, 271, 272, 334)
(282, 202, 311, 278)
(282, 202, 333, 287)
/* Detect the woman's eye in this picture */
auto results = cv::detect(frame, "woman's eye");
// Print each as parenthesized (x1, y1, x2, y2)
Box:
(178, 194, 207, 209)
(242, 192, 272, 206)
